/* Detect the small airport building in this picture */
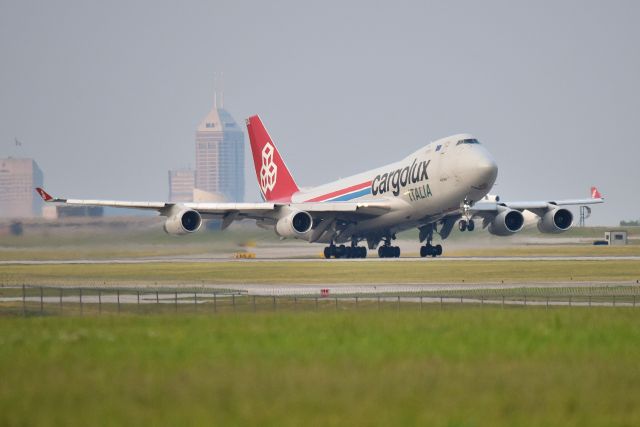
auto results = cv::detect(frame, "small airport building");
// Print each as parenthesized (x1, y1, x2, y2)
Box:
(605, 230, 628, 245)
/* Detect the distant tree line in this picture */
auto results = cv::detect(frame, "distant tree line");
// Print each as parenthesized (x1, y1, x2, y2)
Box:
(620, 219, 640, 226)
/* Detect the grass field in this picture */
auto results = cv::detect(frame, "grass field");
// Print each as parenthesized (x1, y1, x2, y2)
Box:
(1, 309, 639, 427)
(2, 259, 640, 286)
(445, 244, 640, 257)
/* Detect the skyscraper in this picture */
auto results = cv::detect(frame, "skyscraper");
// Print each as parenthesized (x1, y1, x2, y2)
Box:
(0, 157, 44, 218)
(168, 169, 195, 202)
(195, 102, 244, 202)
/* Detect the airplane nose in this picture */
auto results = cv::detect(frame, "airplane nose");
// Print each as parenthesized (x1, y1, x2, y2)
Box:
(472, 148, 498, 186)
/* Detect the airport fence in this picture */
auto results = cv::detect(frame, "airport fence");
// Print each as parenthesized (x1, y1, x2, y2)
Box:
(1, 285, 640, 316)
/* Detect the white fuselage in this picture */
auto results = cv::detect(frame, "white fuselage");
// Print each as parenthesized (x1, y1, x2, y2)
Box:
(290, 134, 498, 242)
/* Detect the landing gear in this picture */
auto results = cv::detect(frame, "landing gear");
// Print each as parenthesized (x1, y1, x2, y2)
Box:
(377, 238, 400, 258)
(378, 245, 400, 258)
(418, 223, 443, 258)
(458, 219, 475, 232)
(420, 244, 442, 258)
(324, 242, 367, 259)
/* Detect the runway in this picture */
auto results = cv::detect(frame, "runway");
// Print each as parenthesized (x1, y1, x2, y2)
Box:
(2, 255, 640, 265)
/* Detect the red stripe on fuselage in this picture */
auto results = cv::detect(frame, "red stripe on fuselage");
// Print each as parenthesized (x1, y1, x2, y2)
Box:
(304, 181, 372, 202)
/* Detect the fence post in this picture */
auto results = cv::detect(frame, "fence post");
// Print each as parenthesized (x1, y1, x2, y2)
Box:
(294, 297, 298, 310)
(335, 297, 338, 311)
(589, 295, 591, 307)
(194, 292, 198, 312)
(315, 297, 318, 311)
(613, 295, 616, 307)
(60, 288, 63, 314)
(174, 292, 178, 312)
(22, 284, 26, 316)
(156, 291, 159, 304)
(40, 286, 44, 314)
(253, 295, 256, 312)
(117, 290, 121, 313)
(355, 296, 358, 309)
(501, 295, 504, 308)
(397, 296, 400, 311)
(232, 294, 236, 312)
(524, 295, 527, 306)
(273, 296, 276, 311)
(569, 296, 571, 307)
(378, 296, 381, 311)
(137, 291, 140, 307)
(440, 296, 443, 309)
(481, 295, 484, 306)
(79, 288, 83, 316)
(420, 296, 423, 310)
(546, 296, 549, 309)
(214, 293, 217, 313)
(634, 295, 636, 307)
(98, 290, 102, 314)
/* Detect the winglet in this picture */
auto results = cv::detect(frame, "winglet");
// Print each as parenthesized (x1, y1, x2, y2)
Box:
(591, 186, 603, 199)
(35, 187, 54, 202)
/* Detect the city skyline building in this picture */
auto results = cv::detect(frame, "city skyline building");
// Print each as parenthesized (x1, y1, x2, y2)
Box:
(194, 98, 245, 202)
(168, 168, 195, 203)
(0, 157, 44, 218)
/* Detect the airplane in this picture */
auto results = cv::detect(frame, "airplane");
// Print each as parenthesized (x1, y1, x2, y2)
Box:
(35, 115, 604, 259)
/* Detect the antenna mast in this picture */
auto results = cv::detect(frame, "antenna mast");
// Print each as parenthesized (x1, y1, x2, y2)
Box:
(220, 71, 224, 108)
(213, 73, 218, 108)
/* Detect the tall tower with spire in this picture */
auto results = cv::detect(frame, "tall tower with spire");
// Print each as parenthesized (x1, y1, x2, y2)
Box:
(194, 84, 244, 202)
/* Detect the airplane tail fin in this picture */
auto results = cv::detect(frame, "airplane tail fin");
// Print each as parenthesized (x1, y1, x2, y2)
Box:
(246, 115, 299, 202)
(591, 186, 603, 199)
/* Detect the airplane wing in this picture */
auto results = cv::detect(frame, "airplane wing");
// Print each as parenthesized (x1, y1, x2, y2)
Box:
(461, 187, 605, 235)
(471, 185, 604, 214)
(471, 195, 604, 214)
(35, 187, 392, 231)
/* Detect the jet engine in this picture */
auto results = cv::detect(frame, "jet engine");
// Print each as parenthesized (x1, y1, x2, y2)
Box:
(163, 209, 202, 235)
(537, 207, 573, 233)
(488, 209, 524, 236)
(275, 210, 313, 239)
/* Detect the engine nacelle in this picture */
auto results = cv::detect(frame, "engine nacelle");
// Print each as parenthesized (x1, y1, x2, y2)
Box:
(275, 210, 313, 239)
(163, 209, 202, 235)
(488, 209, 524, 236)
(537, 207, 573, 233)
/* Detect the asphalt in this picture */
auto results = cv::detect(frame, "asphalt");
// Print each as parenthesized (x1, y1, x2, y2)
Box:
(2, 255, 640, 265)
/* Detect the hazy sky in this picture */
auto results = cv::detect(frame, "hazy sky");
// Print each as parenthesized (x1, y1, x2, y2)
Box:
(1, 0, 638, 225)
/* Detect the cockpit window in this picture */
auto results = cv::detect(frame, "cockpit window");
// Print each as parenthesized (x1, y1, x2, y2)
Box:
(456, 138, 480, 145)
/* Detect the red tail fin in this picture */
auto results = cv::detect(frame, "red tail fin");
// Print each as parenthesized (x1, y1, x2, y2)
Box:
(591, 186, 602, 199)
(35, 187, 53, 202)
(246, 115, 299, 202)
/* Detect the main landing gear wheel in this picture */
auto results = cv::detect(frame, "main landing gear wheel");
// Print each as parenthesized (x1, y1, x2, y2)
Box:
(459, 219, 475, 232)
(378, 245, 400, 258)
(420, 244, 443, 258)
(324, 244, 367, 259)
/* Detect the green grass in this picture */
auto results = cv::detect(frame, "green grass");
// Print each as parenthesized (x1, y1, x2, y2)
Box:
(1, 309, 639, 426)
(2, 259, 640, 285)
(446, 244, 640, 257)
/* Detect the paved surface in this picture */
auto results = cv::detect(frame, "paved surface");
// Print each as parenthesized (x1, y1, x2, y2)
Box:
(2, 255, 640, 265)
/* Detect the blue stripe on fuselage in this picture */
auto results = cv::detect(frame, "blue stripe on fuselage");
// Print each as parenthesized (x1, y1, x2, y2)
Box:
(326, 187, 372, 202)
